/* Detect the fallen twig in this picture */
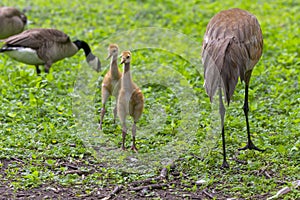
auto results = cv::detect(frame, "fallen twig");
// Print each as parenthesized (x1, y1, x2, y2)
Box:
(267, 180, 300, 200)
(190, 153, 204, 161)
(130, 176, 161, 187)
(274, 180, 287, 185)
(130, 166, 169, 187)
(46, 186, 61, 193)
(160, 167, 168, 180)
(264, 171, 272, 179)
(64, 169, 90, 175)
(111, 185, 123, 195)
(232, 151, 247, 165)
(61, 163, 78, 170)
(130, 183, 168, 191)
(100, 185, 123, 200)
(202, 189, 214, 199)
(258, 163, 271, 175)
(16, 193, 27, 197)
(11, 157, 25, 164)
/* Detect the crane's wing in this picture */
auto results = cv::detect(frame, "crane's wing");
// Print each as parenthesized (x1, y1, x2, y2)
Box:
(202, 8, 263, 104)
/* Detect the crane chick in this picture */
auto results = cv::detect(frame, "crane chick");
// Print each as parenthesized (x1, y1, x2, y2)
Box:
(118, 51, 144, 152)
(0, 6, 27, 39)
(202, 8, 264, 168)
(0, 28, 101, 74)
(98, 44, 122, 130)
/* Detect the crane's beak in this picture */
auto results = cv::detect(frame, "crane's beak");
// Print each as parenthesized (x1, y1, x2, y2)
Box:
(120, 54, 125, 64)
(106, 53, 112, 60)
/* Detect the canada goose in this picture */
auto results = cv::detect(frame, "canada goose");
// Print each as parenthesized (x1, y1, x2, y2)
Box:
(0, 28, 101, 74)
(98, 44, 122, 130)
(118, 51, 144, 152)
(202, 8, 264, 168)
(0, 6, 27, 39)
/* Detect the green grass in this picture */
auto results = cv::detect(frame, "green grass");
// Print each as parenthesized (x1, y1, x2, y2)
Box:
(0, 0, 299, 199)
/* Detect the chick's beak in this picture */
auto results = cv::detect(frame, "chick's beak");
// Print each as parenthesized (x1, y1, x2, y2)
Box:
(106, 53, 112, 60)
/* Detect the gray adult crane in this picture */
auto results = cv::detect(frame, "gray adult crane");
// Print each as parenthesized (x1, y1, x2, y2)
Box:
(202, 8, 264, 168)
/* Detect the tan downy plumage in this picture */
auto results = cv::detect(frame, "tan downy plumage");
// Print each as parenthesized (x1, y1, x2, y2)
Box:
(0, 28, 101, 74)
(202, 8, 264, 168)
(118, 51, 144, 152)
(98, 44, 122, 130)
(0, 6, 27, 39)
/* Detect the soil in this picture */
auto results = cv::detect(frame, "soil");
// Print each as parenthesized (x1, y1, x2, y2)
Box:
(0, 158, 273, 200)
(0, 158, 208, 200)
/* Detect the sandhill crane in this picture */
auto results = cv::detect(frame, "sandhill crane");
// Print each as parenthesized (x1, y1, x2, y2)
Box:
(98, 44, 122, 130)
(0, 28, 101, 74)
(0, 6, 27, 39)
(202, 8, 264, 168)
(118, 51, 144, 152)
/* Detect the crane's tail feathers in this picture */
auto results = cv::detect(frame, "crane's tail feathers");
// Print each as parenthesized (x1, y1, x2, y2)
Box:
(202, 38, 231, 103)
(203, 38, 252, 104)
(203, 63, 221, 103)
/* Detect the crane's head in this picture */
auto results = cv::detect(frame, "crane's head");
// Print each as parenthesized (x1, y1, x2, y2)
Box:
(107, 44, 119, 60)
(120, 51, 131, 64)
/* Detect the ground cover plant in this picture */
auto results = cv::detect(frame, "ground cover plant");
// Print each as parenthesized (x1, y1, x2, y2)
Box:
(0, 0, 299, 199)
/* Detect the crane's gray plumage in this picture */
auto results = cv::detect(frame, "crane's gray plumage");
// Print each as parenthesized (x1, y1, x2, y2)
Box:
(202, 8, 264, 168)
(202, 8, 263, 104)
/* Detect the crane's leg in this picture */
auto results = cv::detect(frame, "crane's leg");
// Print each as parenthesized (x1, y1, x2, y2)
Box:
(98, 105, 106, 130)
(219, 87, 229, 168)
(113, 103, 117, 124)
(118, 102, 127, 151)
(239, 84, 264, 152)
(131, 121, 138, 152)
(121, 122, 127, 151)
(98, 89, 110, 130)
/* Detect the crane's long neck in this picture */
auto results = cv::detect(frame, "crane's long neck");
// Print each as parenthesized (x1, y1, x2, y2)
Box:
(122, 62, 133, 90)
(110, 56, 119, 78)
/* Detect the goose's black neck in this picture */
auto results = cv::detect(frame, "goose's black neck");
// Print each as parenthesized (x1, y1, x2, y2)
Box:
(73, 40, 91, 57)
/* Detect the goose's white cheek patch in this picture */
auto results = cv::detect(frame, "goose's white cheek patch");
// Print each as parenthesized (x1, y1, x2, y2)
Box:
(86, 53, 101, 72)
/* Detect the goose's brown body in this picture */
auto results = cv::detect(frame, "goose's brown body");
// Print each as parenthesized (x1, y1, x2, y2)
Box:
(0, 7, 27, 39)
(0, 28, 101, 73)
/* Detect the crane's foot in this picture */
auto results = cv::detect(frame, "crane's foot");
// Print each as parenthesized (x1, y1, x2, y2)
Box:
(131, 145, 138, 153)
(238, 140, 264, 152)
(221, 160, 230, 169)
